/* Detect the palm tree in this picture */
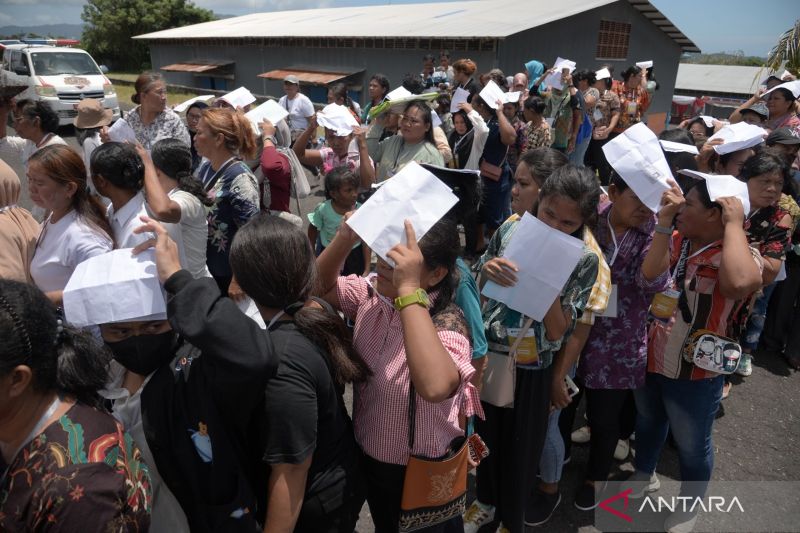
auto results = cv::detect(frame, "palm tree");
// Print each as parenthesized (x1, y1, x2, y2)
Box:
(766, 19, 800, 76)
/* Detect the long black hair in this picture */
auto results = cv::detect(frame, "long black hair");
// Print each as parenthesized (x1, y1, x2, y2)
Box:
(417, 217, 461, 317)
(90, 142, 145, 191)
(0, 280, 111, 409)
(151, 138, 213, 206)
(229, 215, 370, 387)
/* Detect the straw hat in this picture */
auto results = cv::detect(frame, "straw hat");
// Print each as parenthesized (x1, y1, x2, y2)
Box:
(73, 98, 113, 129)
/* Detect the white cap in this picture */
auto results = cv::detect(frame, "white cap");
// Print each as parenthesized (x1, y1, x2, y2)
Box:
(677, 170, 751, 214)
(63, 249, 167, 328)
(707, 122, 767, 155)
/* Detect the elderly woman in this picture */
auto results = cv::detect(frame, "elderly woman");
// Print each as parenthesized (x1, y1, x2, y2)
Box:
(366, 101, 444, 182)
(0, 279, 152, 531)
(0, 159, 39, 282)
(0, 99, 67, 171)
(125, 71, 190, 150)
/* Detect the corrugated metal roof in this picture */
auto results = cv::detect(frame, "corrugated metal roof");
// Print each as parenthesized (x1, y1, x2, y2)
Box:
(161, 61, 233, 73)
(675, 64, 776, 95)
(134, 0, 699, 52)
(258, 68, 363, 86)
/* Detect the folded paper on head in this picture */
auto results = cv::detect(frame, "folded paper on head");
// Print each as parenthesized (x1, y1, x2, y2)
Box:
(63, 249, 167, 327)
(677, 169, 751, 214)
(244, 99, 289, 132)
(174, 95, 215, 114)
(660, 140, 698, 154)
(602, 123, 673, 213)
(220, 86, 256, 109)
(316, 103, 359, 136)
(346, 161, 458, 265)
(481, 212, 584, 321)
(636, 60, 654, 69)
(708, 122, 767, 155)
(595, 68, 611, 80)
(762, 80, 800, 99)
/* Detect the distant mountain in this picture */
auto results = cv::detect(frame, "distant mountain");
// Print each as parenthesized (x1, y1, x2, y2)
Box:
(0, 24, 83, 40)
(681, 52, 766, 67)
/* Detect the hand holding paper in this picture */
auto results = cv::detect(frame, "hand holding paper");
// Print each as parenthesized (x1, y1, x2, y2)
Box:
(708, 122, 767, 155)
(481, 213, 584, 321)
(544, 57, 576, 90)
(450, 87, 470, 113)
(677, 169, 751, 214)
(317, 103, 359, 136)
(220, 86, 256, 109)
(245, 99, 289, 131)
(386, 221, 425, 292)
(602, 122, 673, 213)
(345, 161, 458, 265)
(107, 118, 137, 144)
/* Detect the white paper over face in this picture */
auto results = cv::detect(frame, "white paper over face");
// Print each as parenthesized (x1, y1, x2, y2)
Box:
(708, 122, 767, 155)
(602, 122, 672, 213)
(107, 118, 137, 144)
(544, 57, 576, 90)
(481, 213, 584, 321)
(450, 87, 470, 113)
(173, 94, 215, 114)
(479, 80, 506, 110)
(316, 103, 359, 136)
(245, 99, 289, 132)
(63, 249, 166, 327)
(677, 169, 751, 214)
(220, 86, 256, 109)
(346, 161, 458, 265)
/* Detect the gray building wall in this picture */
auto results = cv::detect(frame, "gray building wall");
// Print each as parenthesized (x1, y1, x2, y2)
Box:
(146, 0, 682, 114)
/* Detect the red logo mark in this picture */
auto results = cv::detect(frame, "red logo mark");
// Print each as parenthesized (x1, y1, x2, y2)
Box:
(599, 488, 633, 522)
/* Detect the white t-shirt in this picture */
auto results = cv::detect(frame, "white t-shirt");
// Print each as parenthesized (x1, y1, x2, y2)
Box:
(30, 209, 112, 293)
(169, 189, 211, 279)
(107, 191, 186, 265)
(0, 133, 68, 171)
(278, 93, 315, 132)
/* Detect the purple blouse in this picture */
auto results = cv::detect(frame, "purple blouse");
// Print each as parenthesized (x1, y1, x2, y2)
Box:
(578, 203, 671, 389)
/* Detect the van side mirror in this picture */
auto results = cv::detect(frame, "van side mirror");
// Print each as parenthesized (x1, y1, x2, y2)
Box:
(14, 65, 29, 76)
(99, 65, 109, 74)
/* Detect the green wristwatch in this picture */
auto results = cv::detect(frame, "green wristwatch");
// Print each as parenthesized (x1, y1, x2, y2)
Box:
(394, 288, 429, 311)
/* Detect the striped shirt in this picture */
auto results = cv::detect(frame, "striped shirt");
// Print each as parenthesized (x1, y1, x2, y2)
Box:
(336, 275, 481, 465)
(647, 234, 763, 380)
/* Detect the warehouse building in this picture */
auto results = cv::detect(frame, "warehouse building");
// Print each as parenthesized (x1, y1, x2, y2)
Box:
(135, 0, 698, 117)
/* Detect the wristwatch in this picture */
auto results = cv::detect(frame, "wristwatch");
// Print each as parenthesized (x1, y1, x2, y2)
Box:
(263, 135, 277, 145)
(394, 288, 429, 311)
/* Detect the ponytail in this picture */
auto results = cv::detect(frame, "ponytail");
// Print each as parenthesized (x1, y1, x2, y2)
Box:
(152, 138, 213, 206)
(0, 280, 111, 410)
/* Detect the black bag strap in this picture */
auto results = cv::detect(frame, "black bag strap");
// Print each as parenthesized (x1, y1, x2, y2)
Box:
(408, 382, 417, 450)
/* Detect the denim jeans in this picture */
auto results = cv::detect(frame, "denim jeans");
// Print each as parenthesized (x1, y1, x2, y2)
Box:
(569, 135, 591, 166)
(633, 372, 723, 498)
(538, 366, 575, 484)
(742, 283, 776, 351)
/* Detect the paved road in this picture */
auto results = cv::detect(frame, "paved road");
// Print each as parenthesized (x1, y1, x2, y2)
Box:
(4, 119, 799, 533)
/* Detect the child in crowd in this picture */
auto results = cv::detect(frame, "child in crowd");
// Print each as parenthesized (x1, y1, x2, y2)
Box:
(308, 167, 371, 276)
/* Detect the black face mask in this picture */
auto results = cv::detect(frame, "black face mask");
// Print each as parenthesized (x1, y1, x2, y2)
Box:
(106, 331, 176, 376)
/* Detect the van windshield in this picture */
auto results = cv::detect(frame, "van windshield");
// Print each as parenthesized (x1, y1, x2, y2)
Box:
(30, 52, 101, 76)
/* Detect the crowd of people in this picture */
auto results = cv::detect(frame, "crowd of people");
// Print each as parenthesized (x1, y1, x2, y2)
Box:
(0, 49, 798, 533)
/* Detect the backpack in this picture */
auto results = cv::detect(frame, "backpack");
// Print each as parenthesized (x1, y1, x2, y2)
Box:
(276, 146, 311, 199)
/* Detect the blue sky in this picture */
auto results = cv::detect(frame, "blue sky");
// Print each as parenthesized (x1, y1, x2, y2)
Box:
(0, 0, 796, 57)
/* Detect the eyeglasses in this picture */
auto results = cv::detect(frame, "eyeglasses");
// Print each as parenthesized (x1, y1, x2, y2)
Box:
(400, 115, 423, 126)
(148, 88, 167, 96)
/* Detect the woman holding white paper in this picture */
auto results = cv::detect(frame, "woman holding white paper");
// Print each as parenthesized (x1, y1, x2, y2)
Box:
(316, 217, 482, 532)
(469, 165, 601, 533)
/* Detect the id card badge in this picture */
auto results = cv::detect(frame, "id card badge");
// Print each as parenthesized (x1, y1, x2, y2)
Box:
(626, 101, 638, 115)
(593, 107, 603, 122)
(507, 321, 539, 367)
(597, 284, 618, 318)
(650, 288, 680, 322)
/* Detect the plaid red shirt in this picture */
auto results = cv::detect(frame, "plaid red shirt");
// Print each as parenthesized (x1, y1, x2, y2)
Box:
(337, 275, 481, 465)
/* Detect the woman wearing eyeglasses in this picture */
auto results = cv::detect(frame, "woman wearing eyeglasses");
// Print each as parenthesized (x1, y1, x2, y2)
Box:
(123, 72, 190, 150)
(366, 101, 444, 182)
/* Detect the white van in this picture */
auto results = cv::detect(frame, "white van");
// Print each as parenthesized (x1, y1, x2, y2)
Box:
(1, 44, 120, 126)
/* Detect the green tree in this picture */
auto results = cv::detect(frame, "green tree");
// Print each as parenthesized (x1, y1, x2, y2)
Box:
(766, 19, 800, 76)
(81, 0, 214, 71)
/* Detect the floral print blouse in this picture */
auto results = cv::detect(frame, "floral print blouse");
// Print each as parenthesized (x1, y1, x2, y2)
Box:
(0, 403, 151, 531)
(579, 205, 671, 389)
(523, 120, 552, 151)
(611, 83, 651, 134)
(591, 89, 621, 130)
(125, 106, 191, 151)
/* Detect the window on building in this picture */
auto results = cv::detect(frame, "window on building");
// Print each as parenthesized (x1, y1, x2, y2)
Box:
(596, 19, 631, 60)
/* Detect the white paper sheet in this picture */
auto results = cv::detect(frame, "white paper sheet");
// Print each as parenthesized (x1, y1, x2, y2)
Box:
(173, 94, 215, 114)
(107, 118, 137, 144)
(636, 60, 653, 69)
(385, 86, 413, 101)
(602, 122, 673, 213)
(699, 115, 715, 128)
(346, 161, 458, 265)
(236, 297, 266, 329)
(431, 110, 442, 129)
(708, 122, 767, 155)
(316, 103, 359, 136)
(595, 67, 611, 80)
(544, 57, 576, 90)
(63, 249, 166, 327)
(220, 86, 256, 109)
(659, 140, 699, 154)
(477, 81, 519, 110)
(450, 87, 470, 113)
(244, 99, 289, 131)
(762, 80, 800, 99)
(481, 213, 584, 321)
(677, 169, 751, 214)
